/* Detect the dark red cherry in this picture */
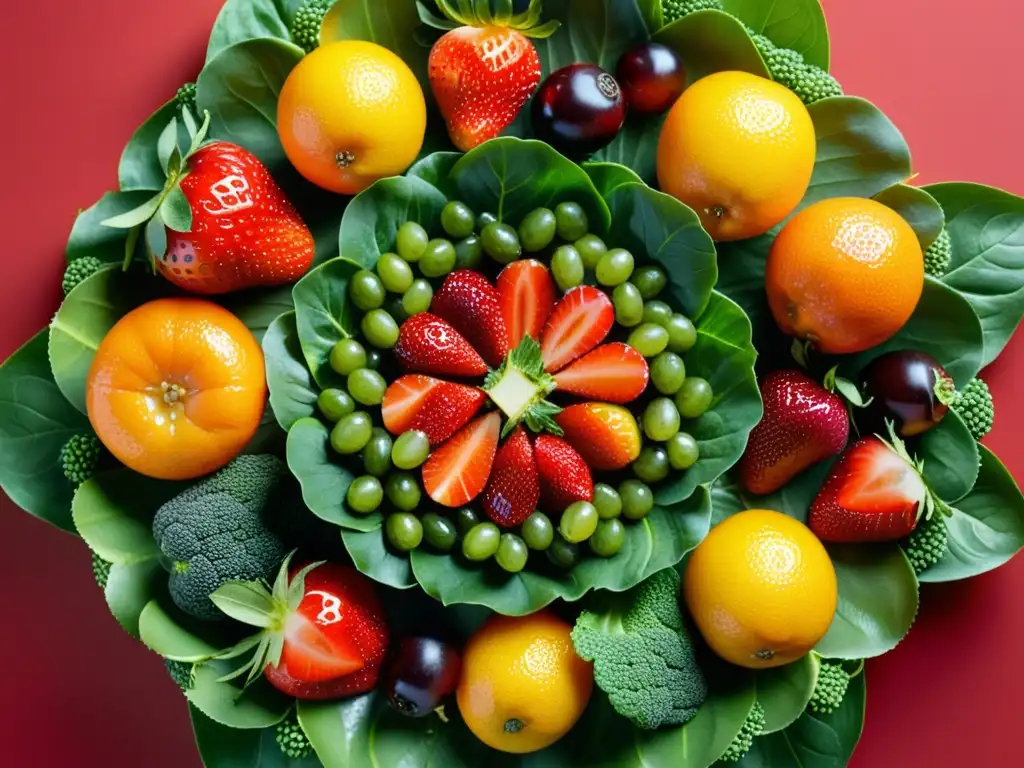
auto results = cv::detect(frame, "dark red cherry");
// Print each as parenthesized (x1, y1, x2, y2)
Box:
(857, 350, 954, 438)
(615, 42, 686, 114)
(531, 64, 627, 157)
(383, 637, 462, 718)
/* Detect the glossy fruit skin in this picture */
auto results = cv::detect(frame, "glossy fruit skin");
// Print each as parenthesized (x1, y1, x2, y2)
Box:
(432, 270, 509, 367)
(497, 260, 556, 350)
(552, 342, 650, 403)
(86, 298, 266, 480)
(394, 313, 488, 377)
(422, 412, 501, 507)
(381, 375, 486, 446)
(766, 197, 924, 354)
(615, 42, 685, 114)
(384, 637, 462, 718)
(277, 41, 426, 194)
(457, 611, 594, 754)
(160, 142, 315, 294)
(534, 435, 594, 514)
(683, 510, 837, 669)
(482, 427, 540, 528)
(657, 71, 815, 241)
(532, 64, 627, 156)
(556, 402, 642, 471)
(540, 286, 615, 372)
(858, 350, 951, 437)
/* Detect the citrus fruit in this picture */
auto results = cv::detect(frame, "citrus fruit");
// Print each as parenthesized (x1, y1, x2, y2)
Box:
(765, 197, 924, 354)
(457, 610, 593, 753)
(683, 509, 837, 669)
(656, 70, 815, 241)
(277, 40, 427, 195)
(85, 298, 266, 480)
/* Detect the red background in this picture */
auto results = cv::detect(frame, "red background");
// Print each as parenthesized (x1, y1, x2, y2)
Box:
(1, 0, 1020, 764)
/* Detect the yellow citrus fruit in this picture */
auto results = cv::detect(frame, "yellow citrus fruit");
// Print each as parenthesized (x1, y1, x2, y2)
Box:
(765, 197, 924, 354)
(683, 509, 837, 669)
(277, 40, 427, 195)
(657, 71, 815, 241)
(457, 610, 593, 754)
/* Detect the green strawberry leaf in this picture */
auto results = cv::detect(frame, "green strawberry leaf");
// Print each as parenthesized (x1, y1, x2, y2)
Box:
(159, 184, 193, 233)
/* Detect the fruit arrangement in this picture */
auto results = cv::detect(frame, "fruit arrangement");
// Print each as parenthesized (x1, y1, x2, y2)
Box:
(2, 1, 1023, 766)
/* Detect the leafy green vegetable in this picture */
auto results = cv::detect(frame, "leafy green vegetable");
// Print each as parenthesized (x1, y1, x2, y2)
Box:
(192, 705, 321, 767)
(186, 661, 292, 729)
(750, 32, 840, 106)
(65, 191, 154, 264)
(285, 418, 364, 529)
(291, 257, 361, 389)
(264, 312, 318, 431)
(873, 182, 945, 250)
(104, 560, 164, 639)
(754, 653, 818, 733)
(952, 376, 995, 441)
(721, 0, 830, 70)
(139, 598, 236, 662)
(207, 0, 306, 61)
(341, 528, 416, 589)
(917, 409, 979, 503)
(118, 99, 180, 192)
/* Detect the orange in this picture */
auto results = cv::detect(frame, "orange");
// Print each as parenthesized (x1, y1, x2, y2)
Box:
(277, 40, 427, 195)
(457, 611, 593, 754)
(683, 509, 837, 669)
(765, 197, 924, 354)
(657, 71, 815, 241)
(86, 298, 266, 481)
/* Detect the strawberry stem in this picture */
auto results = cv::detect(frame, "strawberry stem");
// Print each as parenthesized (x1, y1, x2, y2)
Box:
(484, 335, 563, 437)
(418, 0, 559, 36)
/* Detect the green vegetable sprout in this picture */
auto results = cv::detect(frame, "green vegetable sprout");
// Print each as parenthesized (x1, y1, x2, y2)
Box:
(571, 568, 708, 729)
(752, 34, 843, 105)
(175, 82, 197, 114)
(903, 512, 948, 574)
(276, 711, 313, 760)
(952, 377, 995, 441)
(662, 0, 723, 25)
(91, 551, 111, 590)
(61, 256, 101, 296)
(808, 658, 851, 715)
(164, 660, 195, 692)
(291, 0, 333, 54)
(719, 700, 765, 762)
(60, 433, 101, 485)
(924, 228, 952, 277)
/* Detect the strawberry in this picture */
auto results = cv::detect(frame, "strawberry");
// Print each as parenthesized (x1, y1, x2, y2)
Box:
(422, 412, 501, 507)
(381, 374, 486, 445)
(540, 286, 615, 372)
(395, 313, 489, 377)
(738, 370, 850, 496)
(482, 427, 541, 527)
(422, 1, 559, 151)
(553, 343, 649, 403)
(497, 259, 556, 349)
(534, 434, 594, 514)
(432, 270, 509, 367)
(211, 556, 388, 701)
(555, 402, 642, 471)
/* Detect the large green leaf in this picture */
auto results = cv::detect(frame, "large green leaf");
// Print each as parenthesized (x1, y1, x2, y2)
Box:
(919, 445, 1024, 582)
(755, 654, 819, 734)
(873, 182, 945, 251)
(720, 0, 830, 70)
(207, 0, 305, 61)
(917, 410, 979, 504)
(139, 597, 237, 662)
(927, 182, 1024, 368)
(285, 418, 366, 529)
(186, 661, 292, 729)
(104, 559, 164, 638)
(65, 190, 155, 264)
(222, 285, 296, 344)
(118, 99, 179, 192)
(655, 9, 771, 83)
(291, 257, 362, 388)
(192, 706, 321, 767)
(341, 528, 416, 589)
(264, 312, 318, 431)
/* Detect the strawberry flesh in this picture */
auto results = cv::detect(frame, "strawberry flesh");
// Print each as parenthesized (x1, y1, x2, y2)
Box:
(482, 427, 540, 527)
(540, 286, 615, 372)
(534, 434, 594, 514)
(382, 375, 486, 445)
(422, 412, 501, 507)
(555, 402, 642, 471)
(553, 343, 649, 403)
(497, 259, 556, 349)
(432, 270, 509, 367)
(395, 313, 488, 377)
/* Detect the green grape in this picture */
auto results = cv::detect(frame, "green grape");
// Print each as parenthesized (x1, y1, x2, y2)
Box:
(619, 479, 654, 520)
(386, 513, 423, 552)
(627, 323, 670, 357)
(317, 388, 355, 422)
(630, 265, 667, 299)
(348, 269, 386, 311)
(643, 397, 681, 441)
(402, 279, 434, 316)
(595, 248, 635, 286)
(454, 235, 484, 271)
(453, 507, 479, 536)
(546, 536, 580, 569)
(676, 377, 714, 419)
(420, 239, 457, 278)
(521, 511, 554, 550)
(612, 282, 644, 327)
(362, 429, 393, 477)
(385, 471, 422, 512)
(330, 411, 373, 454)
(423, 512, 458, 551)
(396, 221, 429, 262)
(496, 533, 529, 573)
(666, 314, 698, 354)
(476, 212, 498, 230)
(462, 522, 501, 561)
(592, 483, 622, 519)
(589, 519, 625, 557)
(376, 252, 414, 293)
(481, 222, 522, 264)
(365, 349, 383, 370)
(633, 445, 670, 483)
(385, 296, 409, 325)
(441, 201, 476, 239)
(392, 430, 430, 469)
(361, 309, 400, 349)
(329, 339, 367, 377)
(666, 432, 700, 470)
(574, 234, 607, 269)
(347, 368, 387, 406)
(642, 300, 673, 327)
(551, 245, 585, 291)
(519, 207, 557, 252)
(650, 352, 686, 395)
(559, 501, 599, 543)
(346, 476, 384, 514)
(555, 202, 589, 241)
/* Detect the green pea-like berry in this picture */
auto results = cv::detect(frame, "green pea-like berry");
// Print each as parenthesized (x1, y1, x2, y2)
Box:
(392, 429, 431, 469)
(386, 512, 423, 552)
(317, 388, 355, 422)
(376, 252, 414, 293)
(385, 471, 422, 512)
(592, 483, 622, 519)
(462, 522, 501, 561)
(441, 201, 476, 239)
(347, 368, 387, 406)
(362, 429, 393, 477)
(361, 309, 400, 349)
(521, 511, 554, 550)
(619, 479, 654, 520)
(612, 282, 644, 327)
(589, 519, 625, 557)
(551, 245, 585, 291)
(630, 265, 667, 299)
(329, 338, 367, 376)
(402, 279, 434, 316)
(574, 234, 607, 269)
(330, 411, 373, 454)
(595, 248, 635, 286)
(643, 397, 681, 442)
(422, 512, 458, 552)
(453, 507, 479, 536)
(633, 445, 670, 483)
(627, 323, 670, 357)
(519, 207, 557, 252)
(666, 432, 700, 470)
(642, 300, 673, 327)
(650, 352, 686, 395)
(346, 475, 384, 514)
(676, 377, 714, 419)
(454, 235, 484, 271)
(559, 501, 599, 543)
(419, 239, 457, 278)
(476, 212, 498, 230)
(666, 314, 697, 354)
(481, 222, 522, 264)
(546, 536, 580, 569)
(555, 202, 589, 241)
(496, 534, 529, 573)
(349, 269, 386, 311)
(396, 221, 429, 262)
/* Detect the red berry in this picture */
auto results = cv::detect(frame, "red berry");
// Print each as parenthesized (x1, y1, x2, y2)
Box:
(615, 42, 686, 114)
(531, 64, 627, 156)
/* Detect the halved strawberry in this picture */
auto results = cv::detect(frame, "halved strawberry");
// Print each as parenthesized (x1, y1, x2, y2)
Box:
(382, 375, 486, 445)
(394, 313, 488, 377)
(432, 270, 509, 367)
(498, 259, 556, 349)
(556, 402, 642, 470)
(540, 285, 614, 372)
(481, 427, 540, 527)
(422, 412, 501, 507)
(534, 434, 594, 514)
(553, 343, 650, 403)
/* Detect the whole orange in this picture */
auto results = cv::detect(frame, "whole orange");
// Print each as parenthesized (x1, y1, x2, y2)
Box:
(86, 298, 266, 480)
(277, 40, 427, 195)
(657, 70, 816, 241)
(765, 197, 924, 354)
(456, 610, 593, 754)
(683, 509, 837, 669)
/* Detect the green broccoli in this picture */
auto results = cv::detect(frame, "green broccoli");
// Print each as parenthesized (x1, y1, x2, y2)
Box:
(62, 256, 102, 296)
(752, 34, 842, 105)
(151, 455, 288, 621)
(165, 660, 196, 692)
(808, 659, 850, 715)
(60, 433, 102, 484)
(571, 568, 708, 729)
(291, 0, 333, 54)
(663, 0, 723, 24)
(276, 711, 313, 759)
(924, 227, 952, 277)
(175, 82, 197, 114)
(952, 377, 995, 441)
(903, 512, 948, 574)
(91, 551, 111, 590)
(719, 701, 765, 762)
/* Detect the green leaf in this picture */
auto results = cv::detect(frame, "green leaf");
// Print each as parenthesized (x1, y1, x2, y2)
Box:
(755, 654, 819, 734)
(406, 151, 462, 192)
(221, 284, 296, 344)
(104, 559, 164, 639)
(285, 418, 366, 529)
(814, 544, 919, 659)
(263, 312, 318, 431)
(100, 192, 163, 230)
(536, 0, 650, 73)
(917, 410, 979, 503)
(292, 257, 362, 389)
(119, 100, 181, 192)
(146, 215, 168, 262)
(207, 0, 306, 61)
(186, 661, 292, 729)
(927, 182, 1024, 368)
(210, 582, 277, 627)
(0, 331, 90, 532)
(192, 706, 322, 767)
(159, 184, 193, 233)
(873, 182, 945, 251)
(654, 9, 771, 83)
(157, 116, 179, 175)
(139, 598, 235, 662)
(341, 528, 417, 590)
(720, 0, 831, 70)
(66, 191, 156, 264)
(919, 445, 1024, 582)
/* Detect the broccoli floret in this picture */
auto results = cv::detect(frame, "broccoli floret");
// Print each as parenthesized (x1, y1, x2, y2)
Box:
(91, 551, 111, 590)
(62, 256, 102, 296)
(808, 659, 850, 715)
(276, 711, 313, 759)
(663, 0, 723, 25)
(291, 0, 333, 53)
(175, 82, 197, 114)
(571, 568, 708, 729)
(903, 512, 948, 574)
(152, 455, 288, 620)
(165, 660, 195, 692)
(61, 433, 102, 484)
(952, 377, 994, 441)
(924, 228, 952, 277)
(719, 701, 765, 762)
(752, 34, 842, 105)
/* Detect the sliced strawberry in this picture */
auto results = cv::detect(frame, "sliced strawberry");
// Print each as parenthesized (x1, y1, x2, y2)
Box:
(422, 412, 501, 507)
(265, 661, 382, 701)
(497, 259, 556, 349)
(481, 427, 541, 527)
(553, 343, 650, 403)
(382, 375, 440, 435)
(394, 313, 488, 377)
(540, 286, 615, 372)
(534, 435, 594, 514)
(280, 611, 365, 683)
(432, 270, 509, 367)
(556, 402, 643, 471)
(382, 375, 486, 445)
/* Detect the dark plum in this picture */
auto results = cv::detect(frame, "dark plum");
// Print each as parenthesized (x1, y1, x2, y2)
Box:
(383, 637, 462, 717)
(858, 350, 955, 438)
(531, 64, 627, 156)
(615, 42, 686, 114)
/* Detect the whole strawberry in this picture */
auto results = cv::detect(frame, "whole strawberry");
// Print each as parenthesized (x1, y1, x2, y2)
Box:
(738, 370, 849, 496)
(422, 0, 560, 151)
